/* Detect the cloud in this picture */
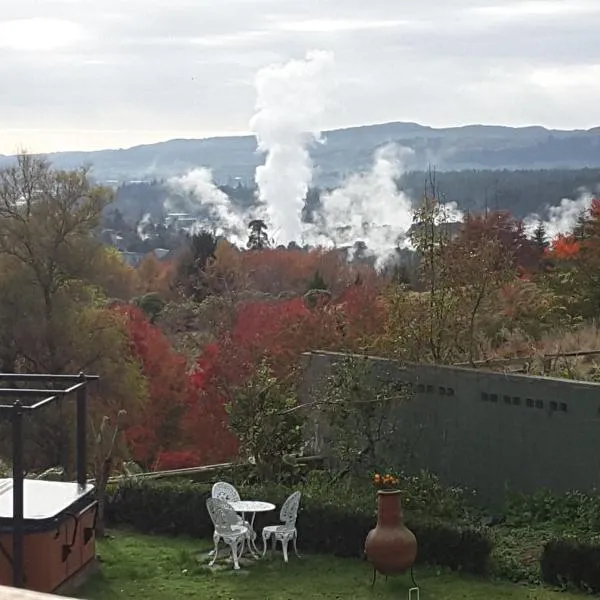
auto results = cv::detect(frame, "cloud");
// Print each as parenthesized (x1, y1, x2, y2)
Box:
(0, 18, 86, 51)
(274, 19, 414, 33)
(0, 0, 599, 153)
(469, 0, 600, 17)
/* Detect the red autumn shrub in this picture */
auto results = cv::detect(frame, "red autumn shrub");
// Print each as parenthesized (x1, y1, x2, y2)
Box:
(153, 449, 201, 471)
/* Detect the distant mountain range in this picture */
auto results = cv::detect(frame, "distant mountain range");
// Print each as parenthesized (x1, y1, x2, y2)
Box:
(2, 121, 599, 186)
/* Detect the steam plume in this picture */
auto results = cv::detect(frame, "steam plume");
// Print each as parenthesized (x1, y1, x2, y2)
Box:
(306, 144, 464, 267)
(524, 192, 594, 239)
(167, 168, 248, 245)
(137, 213, 152, 241)
(308, 145, 413, 264)
(250, 50, 335, 246)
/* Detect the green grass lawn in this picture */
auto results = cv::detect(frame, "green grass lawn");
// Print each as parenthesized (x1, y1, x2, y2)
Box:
(78, 531, 582, 600)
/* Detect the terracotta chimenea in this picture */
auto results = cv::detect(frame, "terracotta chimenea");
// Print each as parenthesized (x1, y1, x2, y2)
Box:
(365, 489, 417, 575)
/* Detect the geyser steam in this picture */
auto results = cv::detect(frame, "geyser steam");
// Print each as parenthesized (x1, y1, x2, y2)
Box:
(250, 50, 335, 246)
(308, 144, 464, 267)
(524, 193, 594, 239)
(310, 144, 414, 262)
(167, 168, 247, 245)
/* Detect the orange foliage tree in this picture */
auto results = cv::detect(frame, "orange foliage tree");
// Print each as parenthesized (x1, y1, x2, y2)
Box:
(136, 253, 175, 299)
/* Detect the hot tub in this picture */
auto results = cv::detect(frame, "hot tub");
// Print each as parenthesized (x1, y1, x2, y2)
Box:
(0, 479, 97, 593)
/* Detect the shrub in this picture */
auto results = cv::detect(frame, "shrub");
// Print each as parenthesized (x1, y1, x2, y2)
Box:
(226, 360, 305, 482)
(541, 537, 600, 593)
(504, 488, 600, 531)
(106, 478, 492, 574)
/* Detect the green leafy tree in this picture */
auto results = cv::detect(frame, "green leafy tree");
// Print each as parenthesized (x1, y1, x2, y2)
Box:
(226, 360, 304, 482)
(320, 354, 412, 478)
(0, 154, 146, 472)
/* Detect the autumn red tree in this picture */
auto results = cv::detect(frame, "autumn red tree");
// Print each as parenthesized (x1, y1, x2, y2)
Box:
(180, 280, 387, 462)
(115, 305, 193, 468)
(550, 234, 581, 259)
(458, 211, 542, 272)
(183, 342, 239, 465)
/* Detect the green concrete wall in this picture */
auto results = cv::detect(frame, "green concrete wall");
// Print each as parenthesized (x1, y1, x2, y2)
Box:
(301, 351, 600, 505)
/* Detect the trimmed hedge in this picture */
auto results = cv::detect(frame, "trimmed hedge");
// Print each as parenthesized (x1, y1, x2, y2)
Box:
(106, 479, 492, 574)
(541, 538, 600, 593)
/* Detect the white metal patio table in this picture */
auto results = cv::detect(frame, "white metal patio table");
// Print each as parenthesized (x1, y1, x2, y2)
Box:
(228, 500, 275, 556)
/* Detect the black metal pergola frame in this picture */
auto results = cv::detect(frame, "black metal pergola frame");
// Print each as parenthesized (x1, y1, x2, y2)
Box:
(0, 372, 98, 589)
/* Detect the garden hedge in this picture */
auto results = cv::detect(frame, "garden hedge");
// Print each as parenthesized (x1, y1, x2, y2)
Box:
(106, 479, 492, 574)
(541, 537, 600, 593)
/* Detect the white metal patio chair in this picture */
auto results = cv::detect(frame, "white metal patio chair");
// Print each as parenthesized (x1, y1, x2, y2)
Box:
(261, 491, 301, 562)
(211, 481, 252, 529)
(211, 481, 241, 503)
(206, 497, 253, 570)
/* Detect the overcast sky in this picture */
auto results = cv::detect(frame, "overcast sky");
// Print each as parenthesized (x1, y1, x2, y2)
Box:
(0, 0, 599, 154)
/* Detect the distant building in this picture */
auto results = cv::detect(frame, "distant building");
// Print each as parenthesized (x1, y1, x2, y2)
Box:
(165, 212, 198, 231)
(119, 248, 171, 267)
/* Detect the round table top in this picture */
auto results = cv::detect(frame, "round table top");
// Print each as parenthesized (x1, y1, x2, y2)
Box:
(229, 500, 275, 513)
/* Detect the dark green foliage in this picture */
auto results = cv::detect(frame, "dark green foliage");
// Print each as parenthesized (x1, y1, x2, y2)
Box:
(174, 231, 218, 301)
(106, 478, 491, 574)
(247, 219, 269, 250)
(504, 488, 600, 532)
(132, 292, 165, 323)
(226, 361, 305, 482)
(321, 355, 413, 476)
(533, 221, 549, 253)
(399, 168, 600, 218)
(306, 270, 328, 292)
(541, 538, 600, 593)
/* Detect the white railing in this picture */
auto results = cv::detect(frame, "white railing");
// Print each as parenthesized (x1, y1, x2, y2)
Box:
(0, 587, 74, 599)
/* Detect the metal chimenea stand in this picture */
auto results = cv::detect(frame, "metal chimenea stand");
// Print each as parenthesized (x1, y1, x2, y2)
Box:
(0, 372, 99, 593)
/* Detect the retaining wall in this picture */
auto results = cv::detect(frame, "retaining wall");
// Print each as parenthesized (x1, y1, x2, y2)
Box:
(301, 351, 600, 505)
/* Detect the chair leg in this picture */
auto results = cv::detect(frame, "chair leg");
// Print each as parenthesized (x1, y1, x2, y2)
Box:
(262, 531, 270, 556)
(282, 538, 289, 563)
(230, 540, 241, 570)
(292, 531, 300, 558)
(209, 535, 220, 567)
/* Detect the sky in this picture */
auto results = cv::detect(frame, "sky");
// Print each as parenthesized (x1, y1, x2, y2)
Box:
(0, 0, 599, 154)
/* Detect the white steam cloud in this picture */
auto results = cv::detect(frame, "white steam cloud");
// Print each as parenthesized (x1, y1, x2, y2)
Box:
(148, 51, 467, 267)
(250, 50, 335, 246)
(524, 192, 594, 239)
(306, 144, 464, 267)
(167, 168, 248, 246)
(308, 144, 414, 265)
(137, 212, 152, 241)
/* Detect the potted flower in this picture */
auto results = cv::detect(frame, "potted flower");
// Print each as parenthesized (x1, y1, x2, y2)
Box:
(364, 468, 417, 577)
(372, 470, 400, 491)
